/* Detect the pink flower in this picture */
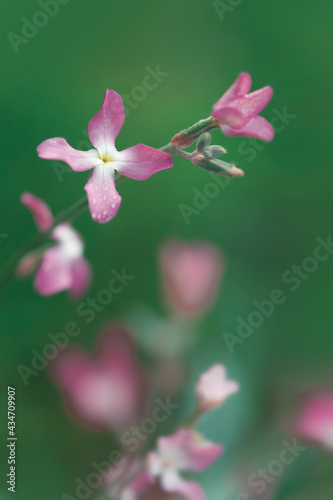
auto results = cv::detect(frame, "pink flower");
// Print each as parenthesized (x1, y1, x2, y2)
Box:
(159, 240, 223, 320)
(195, 364, 239, 413)
(20, 194, 91, 298)
(146, 429, 223, 500)
(37, 90, 173, 223)
(211, 72, 274, 141)
(50, 324, 149, 431)
(35, 223, 91, 298)
(21, 192, 54, 232)
(289, 392, 333, 451)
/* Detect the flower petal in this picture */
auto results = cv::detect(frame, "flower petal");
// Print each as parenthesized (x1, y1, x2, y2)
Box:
(88, 89, 125, 155)
(113, 144, 173, 180)
(232, 85, 273, 121)
(212, 72, 252, 111)
(34, 246, 72, 296)
(69, 257, 92, 299)
(161, 470, 205, 500)
(37, 138, 101, 172)
(156, 429, 222, 473)
(21, 192, 54, 232)
(211, 106, 246, 129)
(220, 116, 275, 141)
(84, 165, 122, 223)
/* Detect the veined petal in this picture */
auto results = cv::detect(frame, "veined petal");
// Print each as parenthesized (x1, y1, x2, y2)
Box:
(84, 165, 121, 223)
(213, 72, 252, 110)
(21, 192, 54, 232)
(69, 257, 91, 299)
(88, 89, 125, 155)
(211, 106, 246, 130)
(37, 138, 101, 172)
(231, 85, 273, 120)
(113, 144, 173, 180)
(34, 246, 72, 296)
(161, 470, 205, 500)
(220, 116, 275, 141)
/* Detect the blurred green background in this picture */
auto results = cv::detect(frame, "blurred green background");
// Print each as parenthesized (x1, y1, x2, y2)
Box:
(1, 0, 333, 498)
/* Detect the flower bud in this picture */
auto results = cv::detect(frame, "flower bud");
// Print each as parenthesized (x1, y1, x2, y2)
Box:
(171, 117, 218, 149)
(191, 154, 244, 178)
(195, 364, 239, 413)
(205, 145, 227, 158)
(196, 133, 211, 153)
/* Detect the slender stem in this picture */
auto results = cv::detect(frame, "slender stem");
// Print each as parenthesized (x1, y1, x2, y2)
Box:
(0, 119, 206, 289)
(161, 143, 194, 160)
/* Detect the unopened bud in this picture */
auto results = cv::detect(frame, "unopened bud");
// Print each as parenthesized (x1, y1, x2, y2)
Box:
(191, 154, 244, 178)
(171, 117, 218, 149)
(196, 133, 211, 153)
(205, 145, 227, 158)
(16, 252, 43, 277)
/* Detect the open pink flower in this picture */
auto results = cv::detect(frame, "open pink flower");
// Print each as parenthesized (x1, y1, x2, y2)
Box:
(37, 90, 173, 223)
(19, 193, 91, 298)
(195, 364, 239, 413)
(21, 192, 54, 232)
(159, 240, 223, 320)
(211, 72, 274, 141)
(50, 324, 149, 431)
(289, 392, 333, 451)
(146, 429, 222, 500)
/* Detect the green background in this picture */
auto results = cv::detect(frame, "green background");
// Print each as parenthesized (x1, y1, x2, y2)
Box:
(1, 0, 333, 498)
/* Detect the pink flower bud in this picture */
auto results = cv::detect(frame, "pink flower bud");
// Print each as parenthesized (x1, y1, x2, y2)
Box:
(195, 364, 239, 412)
(21, 192, 54, 233)
(159, 240, 224, 320)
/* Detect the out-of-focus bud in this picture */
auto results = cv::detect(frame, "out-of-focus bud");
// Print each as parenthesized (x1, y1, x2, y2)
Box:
(171, 117, 218, 149)
(195, 364, 240, 413)
(288, 392, 333, 451)
(159, 240, 224, 320)
(191, 153, 244, 178)
(21, 192, 54, 233)
(16, 252, 43, 277)
(196, 132, 211, 153)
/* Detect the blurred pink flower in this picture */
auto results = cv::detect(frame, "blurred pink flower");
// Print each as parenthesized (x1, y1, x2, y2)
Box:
(21, 192, 54, 232)
(195, 364, 239, 413)
(20, 194, 91, 298)
(211, 72, 274, 141)
(145, 429, 223, 500)
(159, 240, 223, 320)
(50, 324, 149, 431)
(289, 392, 333, 451)
(34, 223, 91, 298)
(37, 90, 173, 224)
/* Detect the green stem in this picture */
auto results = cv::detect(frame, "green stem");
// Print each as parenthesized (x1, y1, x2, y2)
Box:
(0, 116, 213, 290)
